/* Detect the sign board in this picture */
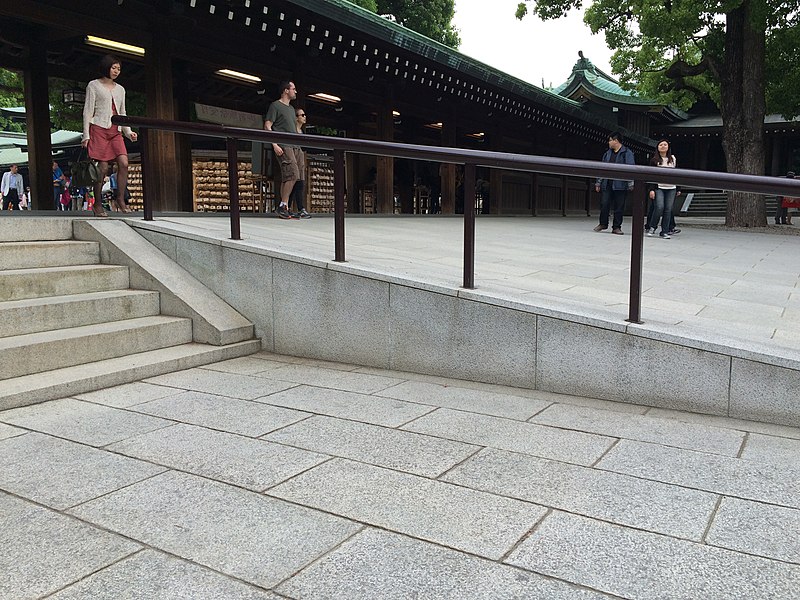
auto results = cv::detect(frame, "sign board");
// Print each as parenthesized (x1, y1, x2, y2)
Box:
(195, 103, 262, 129)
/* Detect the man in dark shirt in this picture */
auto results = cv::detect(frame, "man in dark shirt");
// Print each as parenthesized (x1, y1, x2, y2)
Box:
(264, 80, 301, 219)
(594, 132, 635, 235)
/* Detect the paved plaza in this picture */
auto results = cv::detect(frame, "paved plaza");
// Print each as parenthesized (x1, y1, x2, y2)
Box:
(3, 214, 800, 598)
(2, 351, 800, 598)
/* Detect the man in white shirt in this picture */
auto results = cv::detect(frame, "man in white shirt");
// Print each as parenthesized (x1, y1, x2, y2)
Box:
(1, 164, 24, 211)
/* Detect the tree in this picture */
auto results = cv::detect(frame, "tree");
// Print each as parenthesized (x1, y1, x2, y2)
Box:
(351, 0, 461, 48)
(516, 0, 800, 227)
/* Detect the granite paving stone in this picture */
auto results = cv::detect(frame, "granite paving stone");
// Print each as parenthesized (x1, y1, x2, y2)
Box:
(0, 422, 24, 440)
(706, 497, 800, 564)
(144, 367, 295, 400)
(277, 528, 612, 600)
(531, 403, 745, 456)
(108, 423, 328, 491)
(0, 398, 172, 447)
(0, 432, 165, 509)
(506, 511, 800, 600)
(68, 470, 361, 589)
(131, 390, 310, 437)
(260, 384, 435, 427)
(263, 415, 478, 477)
(375, 380, 552, 420)
(740, 432, 800, 465)
(267, 458, 547, 559)
(49, 550, 280, 599)
(597, 439, 800, 508)
(442, 447, 718, 540)
(0, 491, 140, 600)
(198, 355, 287, 375)
(74, 381, 184, 408)
(644, 407, 800, 440)
(402, 408, 615, 466)
(254, 363, 405, 394)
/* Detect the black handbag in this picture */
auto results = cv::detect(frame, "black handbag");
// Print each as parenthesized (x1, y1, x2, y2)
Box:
(72, 148, 103, 188)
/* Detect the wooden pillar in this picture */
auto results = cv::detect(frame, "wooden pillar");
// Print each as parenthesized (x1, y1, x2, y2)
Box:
(345, 119, 360, 212)
(376, 99, 394, 213)
(145, 24, 180, 212)
(440, 120, 457, 214)
(488, 131, 502, 215)
(174, 60, 194, 211)
(23, 36, 52, 210)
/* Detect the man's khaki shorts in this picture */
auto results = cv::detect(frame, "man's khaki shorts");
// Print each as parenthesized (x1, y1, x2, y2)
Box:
(279, 146, 301, 182)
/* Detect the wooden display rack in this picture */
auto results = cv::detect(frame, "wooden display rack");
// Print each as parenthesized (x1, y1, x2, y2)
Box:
(193, 151, 266, 213)
(306, 154, 335, 213)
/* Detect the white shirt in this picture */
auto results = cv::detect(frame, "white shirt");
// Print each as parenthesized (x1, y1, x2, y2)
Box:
(1, 171, 23, 197)
(82, 79, 133, 141)
(656, 155, 677, 189)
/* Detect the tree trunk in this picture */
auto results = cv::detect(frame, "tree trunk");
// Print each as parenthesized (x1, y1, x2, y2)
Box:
(719, 0, 767, 226)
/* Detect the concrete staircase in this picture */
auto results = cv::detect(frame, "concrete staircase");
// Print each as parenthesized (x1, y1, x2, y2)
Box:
(0, 218, 261, 410)
(679, 191, 779, 217)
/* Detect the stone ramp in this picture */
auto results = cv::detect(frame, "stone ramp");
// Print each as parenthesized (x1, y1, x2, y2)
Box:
(1, 352, 798, 598)
(127, 215, 800, 427)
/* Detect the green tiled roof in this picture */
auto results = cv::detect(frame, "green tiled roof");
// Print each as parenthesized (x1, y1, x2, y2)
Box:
(552, 56, 653, 105)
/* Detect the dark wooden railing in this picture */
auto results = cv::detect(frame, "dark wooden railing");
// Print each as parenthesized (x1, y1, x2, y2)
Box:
(114, 115, 800, 324)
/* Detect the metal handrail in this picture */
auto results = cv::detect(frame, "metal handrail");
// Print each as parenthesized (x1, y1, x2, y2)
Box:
(113, 114, 800, 324)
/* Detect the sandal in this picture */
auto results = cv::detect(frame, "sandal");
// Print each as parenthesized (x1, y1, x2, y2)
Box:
(113, 198, 132, 213)
(92, 204, 108, 217)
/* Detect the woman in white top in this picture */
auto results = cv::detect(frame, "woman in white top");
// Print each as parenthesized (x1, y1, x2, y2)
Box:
(82, 54, 138, 216)
(646, 139, 679, 239)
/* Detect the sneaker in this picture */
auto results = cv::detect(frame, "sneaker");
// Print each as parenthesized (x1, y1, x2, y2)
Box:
(646, 228, 655, 236)
(612, 228, 623, 235)
(276, 206, 292, 219)
(669, 228, 681, 235)
(298, 209, 312, 219)
(659, 232, 671, 239)
(593, 225, 607, 232)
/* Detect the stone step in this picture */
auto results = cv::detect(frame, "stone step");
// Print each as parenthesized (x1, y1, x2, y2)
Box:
(0, 290, 161, 338)
(0, 315, 193, 381)
(0, 264, 129, 302)
(0, 240, 100, 270)
(0, 339, 262, 411)
(0, 217, 73, 242)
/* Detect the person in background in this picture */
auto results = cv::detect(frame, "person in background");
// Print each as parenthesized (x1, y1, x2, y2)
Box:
(52, 161, 66, 209)
(777, 171, 798, 225)
(645, 139, 680, 239)
(2, 164, 24, 211)
(82, 54, 138, 216)
(264, 80, 301, 219)
(288, 107, 312, 219)
(593, 132, 635, 235)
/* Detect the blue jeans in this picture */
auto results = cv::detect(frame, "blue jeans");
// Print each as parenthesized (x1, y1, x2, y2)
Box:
(647, 188, 676, 233)
(599, 188, 627, 229)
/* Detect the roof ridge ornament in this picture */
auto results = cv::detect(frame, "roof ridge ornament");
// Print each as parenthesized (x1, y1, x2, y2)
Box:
(574, 50, 596, 74)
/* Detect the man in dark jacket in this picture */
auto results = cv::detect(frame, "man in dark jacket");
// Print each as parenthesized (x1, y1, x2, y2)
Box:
(594, 132, 635, 235)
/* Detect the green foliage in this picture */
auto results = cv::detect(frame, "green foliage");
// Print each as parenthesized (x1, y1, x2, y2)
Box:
(349, 0, 378, 10)
(515, 0, 800, 118)
(0, 69, 25, 132)
(375, 0, 461, 48)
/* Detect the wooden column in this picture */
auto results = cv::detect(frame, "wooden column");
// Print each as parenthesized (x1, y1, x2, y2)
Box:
(145, 24, 180, 212)
(440, 120, 457, 214)
(173, 60, 194, 212)
(376, 99, 394, 214)
(23, 36, 53, 210)
(487, 130, 502, 215)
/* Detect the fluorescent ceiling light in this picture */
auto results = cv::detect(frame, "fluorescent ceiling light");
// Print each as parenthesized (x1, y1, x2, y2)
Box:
(466, 132, 485, 139)
(309, 92, 342, 103)
(85, 36, 145, 56)
(424, 122, 443, 130)
(216, 69, 262, 83)
(392, 110, 400, 117)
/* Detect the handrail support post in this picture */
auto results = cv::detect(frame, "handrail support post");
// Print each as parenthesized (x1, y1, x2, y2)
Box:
(463, 162, 476, 289)
(627, 178, 646, 324)
(226, 137, 241, 240)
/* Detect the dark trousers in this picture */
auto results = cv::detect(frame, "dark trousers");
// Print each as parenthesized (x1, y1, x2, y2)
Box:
(599, 188, 627, 229)
(775, 205, 788, 224)
(289, 179, 305, 212)
(3, 188, 20, 210)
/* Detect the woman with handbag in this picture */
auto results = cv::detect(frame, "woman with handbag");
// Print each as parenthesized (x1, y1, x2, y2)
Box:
(82, 54, 138, 216)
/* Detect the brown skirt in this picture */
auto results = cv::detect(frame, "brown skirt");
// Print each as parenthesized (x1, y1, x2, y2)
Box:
(88, 124, 127, 162)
